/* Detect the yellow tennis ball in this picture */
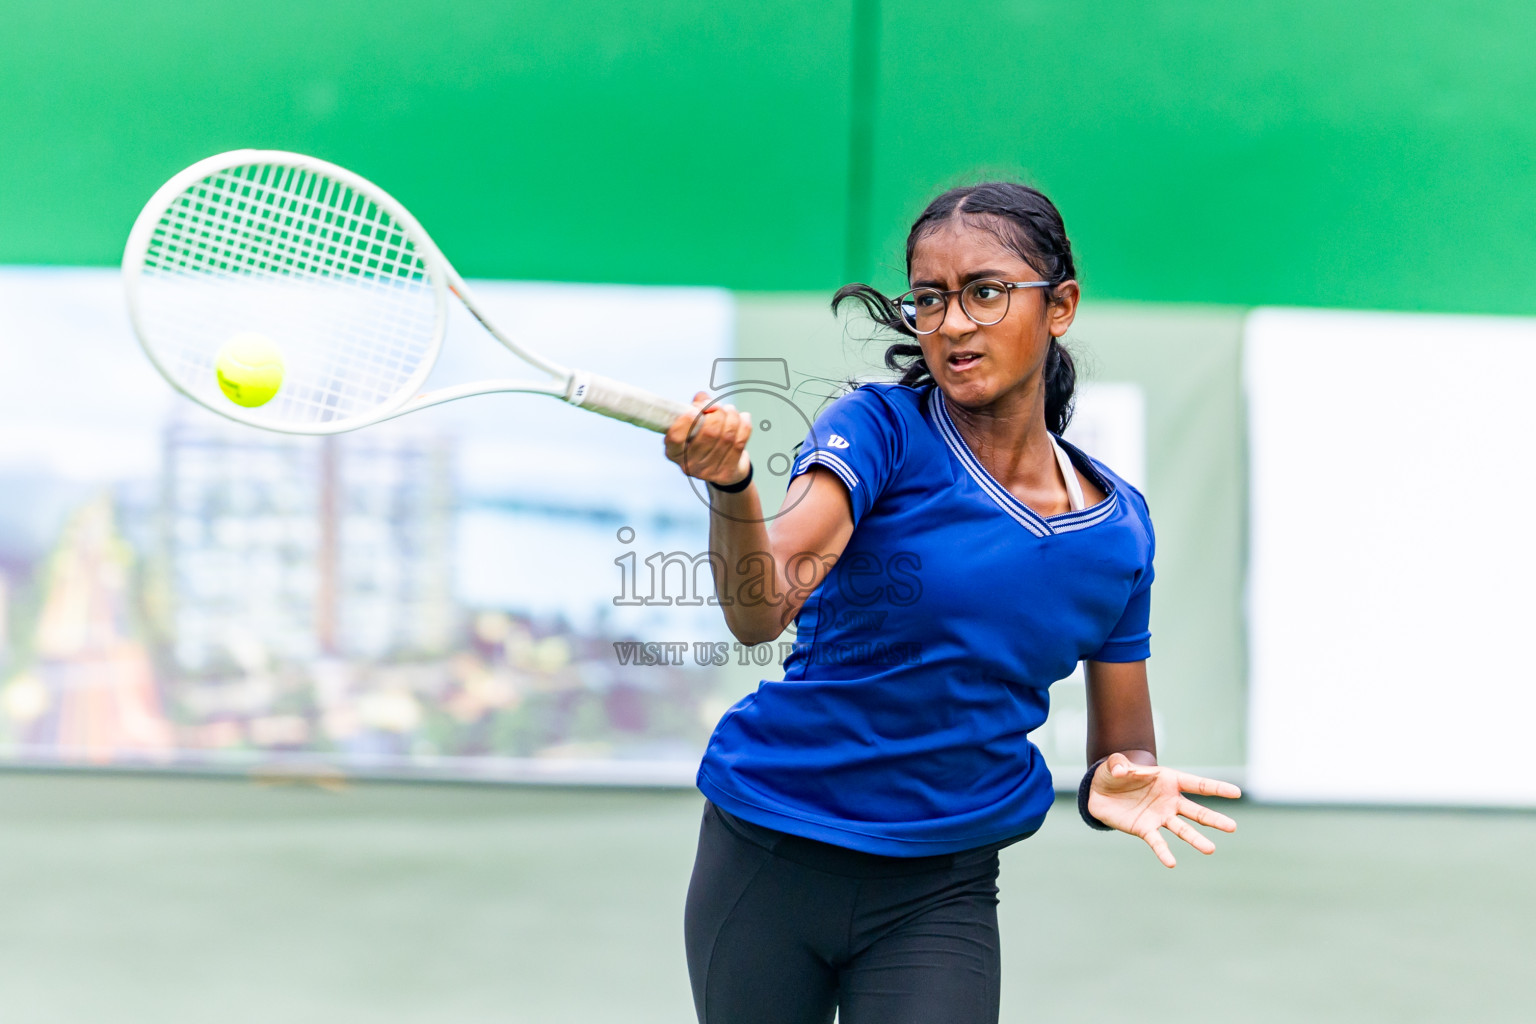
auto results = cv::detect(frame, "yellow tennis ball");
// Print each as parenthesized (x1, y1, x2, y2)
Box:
(215, 333, 285, 408)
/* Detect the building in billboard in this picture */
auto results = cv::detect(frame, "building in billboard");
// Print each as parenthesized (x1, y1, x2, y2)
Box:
(161, 417, 456, 672)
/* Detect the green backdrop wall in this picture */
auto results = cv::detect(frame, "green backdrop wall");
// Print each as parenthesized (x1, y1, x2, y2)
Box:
(1, 1, 856, 287)
(6, 2, 1536, 311)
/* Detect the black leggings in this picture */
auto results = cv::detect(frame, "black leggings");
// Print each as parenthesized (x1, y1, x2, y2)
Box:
(684, 801, 1020, 1024)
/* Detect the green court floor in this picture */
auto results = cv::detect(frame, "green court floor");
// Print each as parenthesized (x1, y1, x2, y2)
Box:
(0, 773, 1531, 1023)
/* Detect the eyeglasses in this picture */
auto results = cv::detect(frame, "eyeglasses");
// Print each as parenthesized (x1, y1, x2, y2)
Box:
(896, 279, 1052, 335)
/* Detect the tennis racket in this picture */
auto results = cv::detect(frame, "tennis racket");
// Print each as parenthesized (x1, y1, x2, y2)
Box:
(122, 149, 696, 436)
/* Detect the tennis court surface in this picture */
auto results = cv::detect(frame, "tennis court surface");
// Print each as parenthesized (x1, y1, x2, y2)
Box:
(1, 772, 1531, 1023)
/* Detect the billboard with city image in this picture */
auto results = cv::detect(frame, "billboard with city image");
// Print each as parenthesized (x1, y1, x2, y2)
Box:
(0, 268, 738, 782)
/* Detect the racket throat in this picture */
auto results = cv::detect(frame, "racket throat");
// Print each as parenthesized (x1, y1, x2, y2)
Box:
(565, 370, 595, 408)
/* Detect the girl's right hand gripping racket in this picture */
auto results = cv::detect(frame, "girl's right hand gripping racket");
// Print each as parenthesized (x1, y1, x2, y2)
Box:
(123, 150, 697, 436)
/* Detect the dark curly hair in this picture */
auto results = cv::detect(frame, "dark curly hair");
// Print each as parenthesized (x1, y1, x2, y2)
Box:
(832, 182, 1079, 434)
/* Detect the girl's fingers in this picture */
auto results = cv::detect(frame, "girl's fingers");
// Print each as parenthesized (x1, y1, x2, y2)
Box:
(715, 409, 747, 454)
(728, 414, 754, 478)
(1176, 772, 1242, 800)
(662, 395, 755, 486)
(1166, 817, 1217, 855)
(665, 407, 700, 448)
(715, 408, 746, 469)
(682, 404, 733, 461)
(1141, 828, 1177, 869)
(1177, 797, 1236, 833)
(687, 407, 754, 485)
(666, 393, 715, 450)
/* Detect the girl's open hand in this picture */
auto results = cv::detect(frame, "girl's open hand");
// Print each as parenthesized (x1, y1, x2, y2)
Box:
(1086, 753, 1241, 868)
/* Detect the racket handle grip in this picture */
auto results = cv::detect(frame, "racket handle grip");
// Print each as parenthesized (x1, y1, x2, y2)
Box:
(566, 370, 695, 433)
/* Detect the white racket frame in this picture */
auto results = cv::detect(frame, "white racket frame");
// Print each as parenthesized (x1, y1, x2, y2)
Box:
(123, 149, 694, 435)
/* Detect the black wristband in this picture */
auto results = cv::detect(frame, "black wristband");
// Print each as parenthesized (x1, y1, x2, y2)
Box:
(708, 461, 753, 493)
(1078, 755, 1114, 831)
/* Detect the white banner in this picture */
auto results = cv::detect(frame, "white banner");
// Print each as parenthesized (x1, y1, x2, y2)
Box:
(1245, 307, 1536, 805)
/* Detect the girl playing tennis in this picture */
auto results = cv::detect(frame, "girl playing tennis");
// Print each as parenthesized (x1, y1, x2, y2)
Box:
(665, 182, 1240, 1024)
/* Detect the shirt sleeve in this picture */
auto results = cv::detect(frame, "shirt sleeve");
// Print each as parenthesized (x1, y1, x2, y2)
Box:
(789, 386, 904, 526)
(1087, 506, 1155, 663)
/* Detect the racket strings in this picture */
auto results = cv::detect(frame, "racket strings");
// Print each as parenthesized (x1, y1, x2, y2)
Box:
(146, 162, 418, 279)
(136, 162, 442, 428)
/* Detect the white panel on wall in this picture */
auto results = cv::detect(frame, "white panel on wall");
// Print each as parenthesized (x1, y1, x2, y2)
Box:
(1245, 307, 1536, 805)
(1065, 382, 1147, 490)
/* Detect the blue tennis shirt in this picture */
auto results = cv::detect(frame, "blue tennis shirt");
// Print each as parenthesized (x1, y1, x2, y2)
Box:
(696, 382, 1155, 856)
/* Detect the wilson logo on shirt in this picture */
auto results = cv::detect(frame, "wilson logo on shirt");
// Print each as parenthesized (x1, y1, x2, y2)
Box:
(826, 434, 850, 449)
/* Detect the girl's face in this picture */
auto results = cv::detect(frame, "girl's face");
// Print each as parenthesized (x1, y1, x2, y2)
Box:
(906, 216, 1078, 413)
